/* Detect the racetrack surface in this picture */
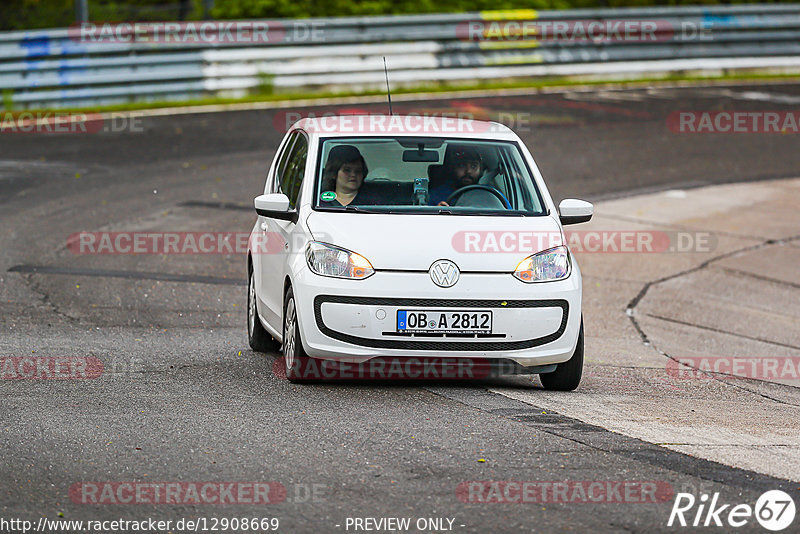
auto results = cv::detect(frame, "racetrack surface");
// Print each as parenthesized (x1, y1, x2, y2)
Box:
(1, 81, 799, 533)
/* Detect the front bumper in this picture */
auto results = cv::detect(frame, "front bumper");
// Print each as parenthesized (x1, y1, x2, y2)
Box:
(291, 265, 582, 367)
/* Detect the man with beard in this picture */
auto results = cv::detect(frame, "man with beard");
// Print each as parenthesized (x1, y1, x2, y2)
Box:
(429, 145, 485, 207)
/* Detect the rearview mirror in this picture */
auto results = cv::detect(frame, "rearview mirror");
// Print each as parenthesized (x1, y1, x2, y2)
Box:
(254, 193, 297, 222)
(558, 199, 593, 225)
(403, 149, 439, 162)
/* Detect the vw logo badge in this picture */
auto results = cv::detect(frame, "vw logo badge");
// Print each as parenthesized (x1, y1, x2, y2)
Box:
(429, 260, 460, 288)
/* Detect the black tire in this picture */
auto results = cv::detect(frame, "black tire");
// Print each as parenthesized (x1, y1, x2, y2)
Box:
(283, 287, 314, 383)
(247, 265, 279, 352)
(540, 319, 584, 391)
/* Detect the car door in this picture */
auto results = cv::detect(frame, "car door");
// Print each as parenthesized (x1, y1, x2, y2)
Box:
(258, 130, 309, 335)
(255, 131, 297, 333)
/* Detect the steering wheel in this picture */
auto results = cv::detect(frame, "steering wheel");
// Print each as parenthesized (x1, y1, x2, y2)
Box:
(446, 184, 511, 209)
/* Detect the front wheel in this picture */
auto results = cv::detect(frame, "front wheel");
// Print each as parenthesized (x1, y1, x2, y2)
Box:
(283, 288, 314, 383)
(540, 319, 584, 391)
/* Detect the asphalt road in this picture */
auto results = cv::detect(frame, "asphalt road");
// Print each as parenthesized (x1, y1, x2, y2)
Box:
(1, 81, 799, 533)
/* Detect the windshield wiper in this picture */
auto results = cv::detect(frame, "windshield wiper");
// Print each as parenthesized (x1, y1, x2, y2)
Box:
(444, 210, 527, 216)
(341, 205, 391, 214)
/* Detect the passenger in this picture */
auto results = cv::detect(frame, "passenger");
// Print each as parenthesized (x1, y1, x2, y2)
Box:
(429, 146, 485, 206)
(319, 145, 376, 207)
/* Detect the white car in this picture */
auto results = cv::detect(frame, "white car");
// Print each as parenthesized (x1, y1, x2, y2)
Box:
(247, 115, 593, 389)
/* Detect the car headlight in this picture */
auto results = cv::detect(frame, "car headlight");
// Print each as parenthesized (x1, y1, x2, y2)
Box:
(513, 246, 571, 283)
(305, 241, 375, 280)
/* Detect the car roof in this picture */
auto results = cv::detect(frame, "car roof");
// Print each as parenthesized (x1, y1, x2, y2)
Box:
(291, 114, 519, 141)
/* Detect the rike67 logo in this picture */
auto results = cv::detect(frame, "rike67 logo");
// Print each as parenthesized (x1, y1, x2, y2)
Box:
(668, 490, 796, 530)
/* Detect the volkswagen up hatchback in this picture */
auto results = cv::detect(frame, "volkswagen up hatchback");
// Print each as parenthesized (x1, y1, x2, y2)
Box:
(247, 115, 593, 389)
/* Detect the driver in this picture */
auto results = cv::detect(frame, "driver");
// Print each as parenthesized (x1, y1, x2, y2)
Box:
(429, 145, 484, 206)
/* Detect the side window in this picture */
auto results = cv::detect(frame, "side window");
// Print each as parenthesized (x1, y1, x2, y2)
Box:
(280, 133, 309, 209)
(270, 132, 298, 194)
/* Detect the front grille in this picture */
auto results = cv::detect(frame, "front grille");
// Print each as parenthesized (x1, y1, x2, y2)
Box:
(313, 295, 568, 351)
(382, 332, 506, 338)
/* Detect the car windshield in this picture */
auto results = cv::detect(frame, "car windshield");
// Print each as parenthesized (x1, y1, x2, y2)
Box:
(313, 137, 546, 215)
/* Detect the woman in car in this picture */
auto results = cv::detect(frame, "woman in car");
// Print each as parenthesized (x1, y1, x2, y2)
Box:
(319, 145, 377, 207)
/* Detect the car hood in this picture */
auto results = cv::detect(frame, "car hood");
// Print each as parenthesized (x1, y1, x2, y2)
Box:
(305, 211, 564, 272)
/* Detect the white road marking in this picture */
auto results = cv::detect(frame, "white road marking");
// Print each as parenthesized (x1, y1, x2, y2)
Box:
(691, 88, 800, 104)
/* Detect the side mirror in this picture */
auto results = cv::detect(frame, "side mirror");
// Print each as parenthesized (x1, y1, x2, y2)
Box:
(558, 199, 593, 225)
(254, 193, 297, 223)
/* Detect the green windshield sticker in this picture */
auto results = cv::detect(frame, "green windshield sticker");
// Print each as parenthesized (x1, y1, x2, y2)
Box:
(320, 191, 336, 201)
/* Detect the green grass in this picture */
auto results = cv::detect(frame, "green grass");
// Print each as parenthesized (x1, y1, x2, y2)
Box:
(10, 71, 800, 115)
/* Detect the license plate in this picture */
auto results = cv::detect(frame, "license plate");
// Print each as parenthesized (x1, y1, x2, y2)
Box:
(396, 310, 492, 334)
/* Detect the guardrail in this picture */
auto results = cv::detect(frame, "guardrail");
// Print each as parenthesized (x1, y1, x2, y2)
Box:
(2, 4, 800, 109)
